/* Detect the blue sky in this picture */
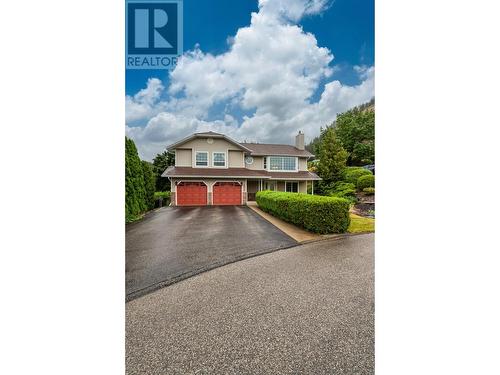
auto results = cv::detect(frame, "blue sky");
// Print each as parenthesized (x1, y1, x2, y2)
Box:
(126, 0, 374, 160)
(126, 0, 374, 94)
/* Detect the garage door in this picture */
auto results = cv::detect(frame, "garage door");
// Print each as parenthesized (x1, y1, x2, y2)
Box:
(176, 182, 207, 206)
(213, 182, 242, 205)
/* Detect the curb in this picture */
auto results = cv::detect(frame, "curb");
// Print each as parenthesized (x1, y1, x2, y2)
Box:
(126, 242, 299, 303)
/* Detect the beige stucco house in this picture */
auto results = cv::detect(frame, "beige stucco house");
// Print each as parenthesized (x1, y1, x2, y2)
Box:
(162, 131, 321, 206)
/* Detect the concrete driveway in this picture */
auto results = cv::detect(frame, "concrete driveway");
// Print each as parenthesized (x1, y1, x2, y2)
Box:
(126, 233, 374, 374)
(126, 206, 297, 300)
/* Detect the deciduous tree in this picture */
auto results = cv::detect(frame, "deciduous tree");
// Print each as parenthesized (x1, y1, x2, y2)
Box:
(152, 151, 175, 191)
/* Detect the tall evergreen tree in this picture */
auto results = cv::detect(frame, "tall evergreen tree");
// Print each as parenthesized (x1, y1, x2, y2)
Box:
(335, 106, 375, 166)
(317, 127, 348, 187)
(125, 137, 146, 220)
(152, 151, 175, 191)
(141, 160, 156, 210)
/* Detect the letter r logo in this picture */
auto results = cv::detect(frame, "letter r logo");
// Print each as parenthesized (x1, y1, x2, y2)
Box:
(128, 2, 178, 54)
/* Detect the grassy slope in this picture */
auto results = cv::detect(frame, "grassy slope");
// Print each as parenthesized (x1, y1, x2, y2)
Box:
(348, 213, 375, 233)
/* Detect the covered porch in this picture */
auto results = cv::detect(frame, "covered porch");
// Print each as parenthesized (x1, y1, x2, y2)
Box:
(246, 179, 315, 201)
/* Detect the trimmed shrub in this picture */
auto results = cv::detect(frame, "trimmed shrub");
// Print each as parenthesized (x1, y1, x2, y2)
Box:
(343, 167, 372, 185)
(154, 191, 171, 200)
(357, 174, 375, 190)
(154, 191, 171, 208)
(328, 182, 357, 204)
(256, 191, 350, 234)
(363, 187, 375, 195)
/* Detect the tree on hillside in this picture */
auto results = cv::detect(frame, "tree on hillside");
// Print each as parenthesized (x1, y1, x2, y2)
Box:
(152, 151, 175, 191)
(305, 123, 335, 156)
(335, 107, 375, 166)
(316, 127, 348, 188)
(141, 160, 156, 210)
(305, 98, 375, 162)
(125, 137, 146, 220)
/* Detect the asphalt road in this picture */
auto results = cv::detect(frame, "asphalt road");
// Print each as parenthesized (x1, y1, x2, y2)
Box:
(126, 233, 374, 375)
(126, 206, 297, 300)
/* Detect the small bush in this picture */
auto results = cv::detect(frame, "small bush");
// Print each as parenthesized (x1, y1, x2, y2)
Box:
(328, 182, 357, 204)
(357, 174, 375, 190)
(343, 167, 372, 185)
(154, 191, 171, 208)
(154, 191, 171, 200)
(363, 187, 375, 195)
(256, 191, 350, 234)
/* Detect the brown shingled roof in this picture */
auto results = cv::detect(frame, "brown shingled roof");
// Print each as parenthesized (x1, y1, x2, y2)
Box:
(240, 143, 314, 157)
(162, 167, 321, 180)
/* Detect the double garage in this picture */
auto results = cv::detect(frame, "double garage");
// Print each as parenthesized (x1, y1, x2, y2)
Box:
(176, 181, 243, 206)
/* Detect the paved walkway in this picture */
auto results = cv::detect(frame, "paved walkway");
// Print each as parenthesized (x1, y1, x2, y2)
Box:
(126, 234, 374, 375)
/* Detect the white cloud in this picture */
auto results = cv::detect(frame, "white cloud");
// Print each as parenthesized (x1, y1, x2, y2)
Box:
(125, 78, 166, 123)
(258, 0, 331, 23)
(126, 0, 374, 160)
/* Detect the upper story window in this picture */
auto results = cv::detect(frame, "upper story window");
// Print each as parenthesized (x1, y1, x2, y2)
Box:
(213, 152, 226, 167)
(268, 156, 297, 171)
(195, 151, 208, 167)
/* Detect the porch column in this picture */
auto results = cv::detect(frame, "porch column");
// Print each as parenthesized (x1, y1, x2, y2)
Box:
(312, 180, 314, 195)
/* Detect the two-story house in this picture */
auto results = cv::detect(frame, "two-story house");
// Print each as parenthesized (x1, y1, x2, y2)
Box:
(162, 131, 321, 206)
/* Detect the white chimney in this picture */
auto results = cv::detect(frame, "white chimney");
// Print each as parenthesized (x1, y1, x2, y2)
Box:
(295, 131, 305, 150)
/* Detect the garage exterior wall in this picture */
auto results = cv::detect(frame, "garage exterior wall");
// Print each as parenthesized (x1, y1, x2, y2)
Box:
(175, 149, 192, 167)
(174, 138, 247, 168)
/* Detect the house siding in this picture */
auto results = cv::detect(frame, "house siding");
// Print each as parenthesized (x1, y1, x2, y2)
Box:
(175, 138, 244, 168)
(299, 157, 308, 171)
(228, 150, 244, 167)
(176, 149, 192, 167)
(246, 156, 264, 170)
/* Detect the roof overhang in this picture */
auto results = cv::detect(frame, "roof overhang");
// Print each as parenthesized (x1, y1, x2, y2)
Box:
(250, 153, 315, 158)
(166, 133, 252, 153)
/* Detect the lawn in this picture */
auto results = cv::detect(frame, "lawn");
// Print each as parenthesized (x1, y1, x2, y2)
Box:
(348, 213, 375, 233)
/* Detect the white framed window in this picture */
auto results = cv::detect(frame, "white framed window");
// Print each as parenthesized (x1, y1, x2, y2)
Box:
(285, 181, 299, 193)
(195, 151, 208, 167)
(263, 157, 267, 169)
(212, 152, 226, 167)
(268, 156, 297, 171)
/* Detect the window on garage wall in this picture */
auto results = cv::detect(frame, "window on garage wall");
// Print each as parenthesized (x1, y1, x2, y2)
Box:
(195, 151, 208, 166)
(213, 152, 226, 167)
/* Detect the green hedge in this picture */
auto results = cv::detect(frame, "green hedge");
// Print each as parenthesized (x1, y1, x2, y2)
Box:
(256, 191, 350, 234)
(357, 174, 375, 190)
(343, 167, 372, 185)
(154, 191, 171, 200)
